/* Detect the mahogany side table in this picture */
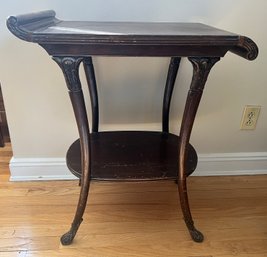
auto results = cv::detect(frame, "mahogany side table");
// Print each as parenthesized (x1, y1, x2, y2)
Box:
(7, 10, 258, 245)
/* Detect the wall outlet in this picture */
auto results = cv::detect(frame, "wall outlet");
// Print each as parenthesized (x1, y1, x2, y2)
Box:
(240, 105, 261, 130)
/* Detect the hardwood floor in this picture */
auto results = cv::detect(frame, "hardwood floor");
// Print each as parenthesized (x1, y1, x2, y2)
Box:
(0, 143, 267, 256)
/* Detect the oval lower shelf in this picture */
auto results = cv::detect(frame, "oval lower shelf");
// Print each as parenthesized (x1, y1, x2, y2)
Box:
(66, 131, 198, 181)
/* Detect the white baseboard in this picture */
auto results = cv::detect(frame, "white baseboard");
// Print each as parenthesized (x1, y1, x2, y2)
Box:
(9, 157, 77, 181)
(9, 152, 267, 181)
(195, 152, 267, 176)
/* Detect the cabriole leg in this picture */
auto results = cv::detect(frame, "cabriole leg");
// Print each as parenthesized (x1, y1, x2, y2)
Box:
(53, 56, 91, 245)
(178, 57, 220, 242)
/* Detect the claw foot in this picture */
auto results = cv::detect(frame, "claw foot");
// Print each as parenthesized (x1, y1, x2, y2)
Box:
(189, 228, 204, 243)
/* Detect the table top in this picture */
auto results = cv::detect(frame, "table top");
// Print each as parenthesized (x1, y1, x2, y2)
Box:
(7, 10, 258, 59)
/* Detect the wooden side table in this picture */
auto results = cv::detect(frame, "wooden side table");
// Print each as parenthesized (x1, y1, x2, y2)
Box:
(7, 10, 258, 245)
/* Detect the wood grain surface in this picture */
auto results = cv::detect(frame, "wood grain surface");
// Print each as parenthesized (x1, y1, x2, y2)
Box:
(0, 144, 267, 256)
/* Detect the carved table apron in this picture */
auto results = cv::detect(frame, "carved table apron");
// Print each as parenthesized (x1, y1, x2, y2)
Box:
(7, 10, 258, 245)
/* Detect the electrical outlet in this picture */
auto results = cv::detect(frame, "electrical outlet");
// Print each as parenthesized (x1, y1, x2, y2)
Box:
(240, 105, 261, 130)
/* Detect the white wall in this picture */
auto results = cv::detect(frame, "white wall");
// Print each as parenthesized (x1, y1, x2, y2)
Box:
(0, 1, 267, 179)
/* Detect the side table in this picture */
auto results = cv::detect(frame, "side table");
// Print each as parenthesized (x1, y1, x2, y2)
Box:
(7, 10, 258, 245)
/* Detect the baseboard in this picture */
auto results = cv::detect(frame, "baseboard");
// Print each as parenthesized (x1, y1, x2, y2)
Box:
(9, 152, 267, 181)
(195, 152, 267, 176)
(9, 157, 77, 181)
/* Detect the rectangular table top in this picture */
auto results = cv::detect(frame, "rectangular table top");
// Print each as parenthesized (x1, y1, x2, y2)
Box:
(7, 10, 258, 59)
(34, 21, 239, 43)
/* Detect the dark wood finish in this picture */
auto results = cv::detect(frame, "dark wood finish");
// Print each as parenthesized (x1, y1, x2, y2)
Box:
(6, 10, 258, 246)
(178, 57, 220, 242)
(67, 131, 197, 180)
(0, 84, 10, 147)
(7, 10, 258, 59)
(83, 57, 99, 133)
(162, 57, 181, 133)
(0, 127, 4, 147)
(52, 56, 91, 245)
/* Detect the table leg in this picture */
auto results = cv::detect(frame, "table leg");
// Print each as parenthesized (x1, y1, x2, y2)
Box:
(178, 57, 220, 242)
(53, 56, 91, 245)
(83, 57, 99, 133)
(162, 57, 181, 133)
(0, 128, 4, 147)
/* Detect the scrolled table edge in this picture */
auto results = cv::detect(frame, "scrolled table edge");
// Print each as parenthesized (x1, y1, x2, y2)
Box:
(6, 10, 259, 61)
(229, 36, 258, 61)
(6, 10, 57, 42)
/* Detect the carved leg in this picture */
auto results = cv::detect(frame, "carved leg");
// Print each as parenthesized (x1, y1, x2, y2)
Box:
(53, 56, 91, 245)
(162, 57, 181, 133)
(178, 57, 220, 242)
(83, 57, 99, 133)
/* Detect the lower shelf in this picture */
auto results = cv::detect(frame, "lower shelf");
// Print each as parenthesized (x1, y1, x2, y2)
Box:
(66, 131, 198, 181)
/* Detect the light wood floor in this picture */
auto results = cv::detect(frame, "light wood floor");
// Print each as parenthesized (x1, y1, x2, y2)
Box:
(0, 143, 267, 257)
